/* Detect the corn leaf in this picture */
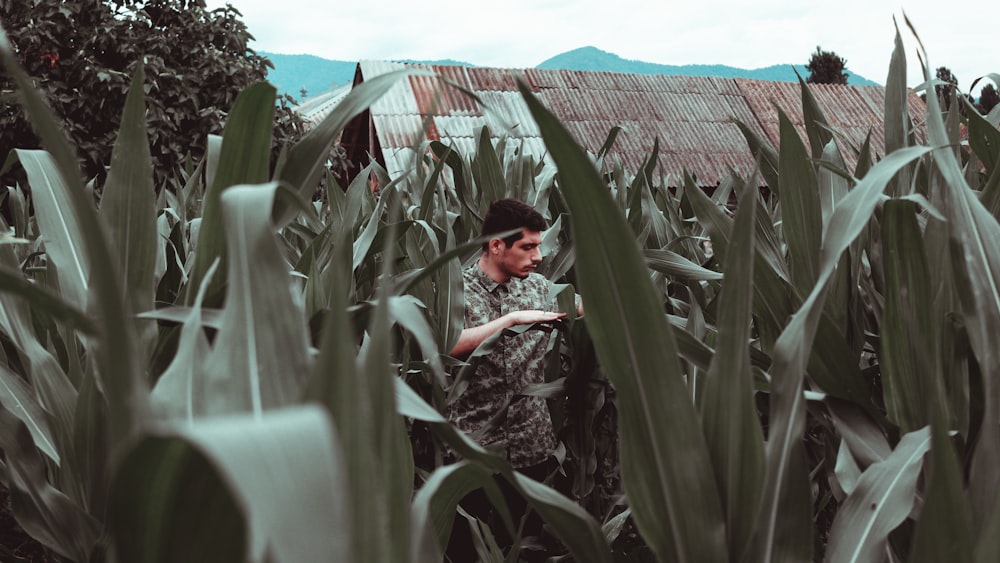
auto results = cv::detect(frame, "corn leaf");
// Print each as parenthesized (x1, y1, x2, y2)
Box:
(357, 215, 415, 563)
(777, 108, 822, 294)
(0, 265, 94, 334)
(109, 406, 352, 563)
(0, 364, 59, 463)
(699, 188, 765, 560)
(644, 248, 723, 281)
(510, 471, 613, 563)
(798, 75, 833, 161)
(909, 418, 973, 563)
(411, 461, 496, 561)
(0, 404, 99, 560)
(151, 260, 219, 422)
(188, 83, 276, 307)
(913, 32, 1000, 528)
(15, 150, 89, 308)
(520, 80, 727, 563)
(752, 143, 933, 562)
(824, 427, 931, 563)
(201, 184, 310, 414)
(472, 125, 507, 205)
(0, 248, 78, 463)
(100, 63, 158, 363)
(880, 200, 941, 432)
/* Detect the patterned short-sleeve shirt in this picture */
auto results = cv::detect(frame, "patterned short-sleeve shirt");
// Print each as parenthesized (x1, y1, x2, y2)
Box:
(446, 264, 558, 468)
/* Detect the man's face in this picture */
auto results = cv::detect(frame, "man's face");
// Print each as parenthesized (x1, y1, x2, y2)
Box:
(497, 229, 544, 279)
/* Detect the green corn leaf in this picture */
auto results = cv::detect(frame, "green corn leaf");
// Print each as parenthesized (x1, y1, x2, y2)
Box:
(824, 427, 931, 563)
(388, 295, 448, 387)
(777, 107, 822, 294)
(188, 83, 277, 307)
(509, 471, 613, 563)
(0, 364, 59, 463)
(201, 184, 310, 415)
(472, 125, 507, 205)
(884, 23, 910, 157)
(797, 74, 833, 161)
(818, 140, 850, 230)
(0, 404, 99, 561)
(15, 150, 89, 308)
(352, 183, 396, 271)
(438, 222, 466, 354)
(0, 248, 78, 465)
(520, 80, 727, 563)
(976, 489, 1000, 563)
(644, 248, 723, 281)
(683, 175, 791, 351)
(100, 63, 158, 363)
(357, 214, 414, 563)
(965, 97, 1000, 175)
(751, 142, 933, 562)
(151, 260, 219, 423)
(71, 364, 109, 523)
(411, 461, 495, 561)
(734, 119, 781, 194)
(913, 27, 1000, 528)
(909, 417, 973, 563)
(0, 265, 95, 334)
(699, 188, 765, 560)
(826, 400, 891, 469)
(109, 406, 352, 563)
(880, 200, 942, 432)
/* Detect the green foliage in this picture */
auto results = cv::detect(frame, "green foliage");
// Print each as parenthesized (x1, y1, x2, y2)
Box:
(0, 0, 304, 190)
(978, 83, 999, 114)
(805, 46, 849, 85)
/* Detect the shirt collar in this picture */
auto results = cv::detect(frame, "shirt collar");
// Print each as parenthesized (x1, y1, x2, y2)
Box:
(470, 263, 509, 293)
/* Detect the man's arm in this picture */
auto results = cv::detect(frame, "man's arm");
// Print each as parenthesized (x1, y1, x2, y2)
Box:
(450, 310, 566, 360)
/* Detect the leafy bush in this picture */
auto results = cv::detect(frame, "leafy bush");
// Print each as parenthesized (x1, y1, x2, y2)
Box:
(0, 0, 303, 191)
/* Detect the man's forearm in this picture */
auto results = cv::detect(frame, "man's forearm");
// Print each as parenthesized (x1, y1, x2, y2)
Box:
(450, 316, 513, 359)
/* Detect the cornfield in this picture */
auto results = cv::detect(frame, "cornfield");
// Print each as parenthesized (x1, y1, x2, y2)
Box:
(2, 17, 1000, 563)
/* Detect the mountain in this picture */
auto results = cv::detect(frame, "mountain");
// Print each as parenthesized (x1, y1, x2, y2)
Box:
(260, 53, 357, 101)
(262, 47, 880, 102)
(536, 46, 880, 86)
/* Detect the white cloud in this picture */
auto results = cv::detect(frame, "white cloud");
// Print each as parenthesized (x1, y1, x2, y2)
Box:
(211, 0, 999, 92)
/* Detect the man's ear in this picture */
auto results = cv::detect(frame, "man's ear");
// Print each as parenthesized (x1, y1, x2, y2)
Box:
(488, 238, 504, 255)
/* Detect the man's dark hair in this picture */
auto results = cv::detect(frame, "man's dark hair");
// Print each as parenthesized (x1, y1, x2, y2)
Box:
(481, 199, 547, 250)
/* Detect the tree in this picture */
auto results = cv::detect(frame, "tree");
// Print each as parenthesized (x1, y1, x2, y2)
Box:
(933, 66, 959, 110)
(805, 46, 848, 85)
(978, 83, 999, 115)
(919, 66, 977, 115)
(0, 0, 304, 190)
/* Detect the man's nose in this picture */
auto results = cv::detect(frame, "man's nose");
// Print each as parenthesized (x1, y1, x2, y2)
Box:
(532, 248, 543, 262)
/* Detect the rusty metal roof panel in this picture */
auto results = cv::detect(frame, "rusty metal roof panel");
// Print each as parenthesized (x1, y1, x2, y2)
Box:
(343, 62, 915, 187)
(372, 114, 428, 147)
(434, 114, 489, 139)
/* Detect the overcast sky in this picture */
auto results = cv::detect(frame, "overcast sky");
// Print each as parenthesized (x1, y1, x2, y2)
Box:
(206, 0, 998, 94)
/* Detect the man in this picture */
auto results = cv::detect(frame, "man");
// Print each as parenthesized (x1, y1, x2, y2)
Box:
(445, 198, 568, 561)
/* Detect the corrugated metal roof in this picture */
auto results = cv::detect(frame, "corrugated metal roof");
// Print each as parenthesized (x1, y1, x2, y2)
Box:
(336, 61, 926, 186)
(295, 84, 352, 128)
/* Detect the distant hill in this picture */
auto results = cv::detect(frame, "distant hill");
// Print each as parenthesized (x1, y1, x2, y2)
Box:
(262, 47, 880, 102)
(260, 53, 357, 102)
(537, 46, 880, 86)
